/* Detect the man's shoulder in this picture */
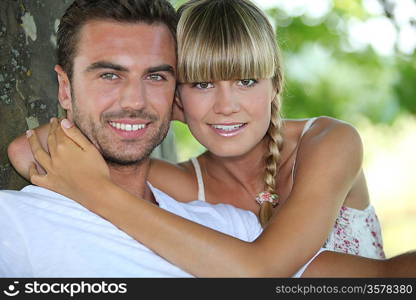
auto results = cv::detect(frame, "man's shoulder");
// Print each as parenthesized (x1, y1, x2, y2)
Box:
(0, 185, 39, 202)
(0, 185, 75, 214)
(0, 185, 63, 200)
(0, 185, 107, 236)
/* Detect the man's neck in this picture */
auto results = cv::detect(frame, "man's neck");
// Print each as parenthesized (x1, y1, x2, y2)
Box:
(107, 158, 155, 203)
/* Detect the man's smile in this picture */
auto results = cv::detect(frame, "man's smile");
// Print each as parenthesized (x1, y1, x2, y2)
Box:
(108, 120, 150, 138)
(109, 121, 148, 131)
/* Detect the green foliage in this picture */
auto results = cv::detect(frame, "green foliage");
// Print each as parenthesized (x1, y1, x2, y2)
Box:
(172, 121, 205, 162)
(394, 55, 416, 115)
(276, 16, 341, 53)
(333, 0, 368, 19)
(267, 3, 415, 124)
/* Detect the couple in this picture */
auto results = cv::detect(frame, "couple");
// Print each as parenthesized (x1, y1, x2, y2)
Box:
(2, 0, 415, 277)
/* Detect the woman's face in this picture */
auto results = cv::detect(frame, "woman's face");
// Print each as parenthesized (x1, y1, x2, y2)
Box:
(178, 79, 275, 157)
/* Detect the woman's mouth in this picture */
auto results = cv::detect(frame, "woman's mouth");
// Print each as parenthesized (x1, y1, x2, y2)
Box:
(209, 123, 247, 137)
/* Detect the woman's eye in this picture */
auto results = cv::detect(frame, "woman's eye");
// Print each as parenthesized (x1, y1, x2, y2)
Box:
(237, 79, 257, 87)
(100, 73, 119, 80)
(194, 82, 214, 89)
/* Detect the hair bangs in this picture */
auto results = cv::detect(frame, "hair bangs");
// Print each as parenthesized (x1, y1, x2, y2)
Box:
(177, 1, 277, 83)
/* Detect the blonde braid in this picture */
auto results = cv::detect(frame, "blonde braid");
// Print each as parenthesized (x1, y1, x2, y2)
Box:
(259, 96, 284, 228)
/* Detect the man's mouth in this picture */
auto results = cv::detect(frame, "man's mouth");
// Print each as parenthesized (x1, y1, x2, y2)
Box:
(109, 121, 147, 132)
(108, 120, 150, 139)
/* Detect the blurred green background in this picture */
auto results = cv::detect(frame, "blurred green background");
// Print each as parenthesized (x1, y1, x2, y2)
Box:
(171, 0, 416, 258)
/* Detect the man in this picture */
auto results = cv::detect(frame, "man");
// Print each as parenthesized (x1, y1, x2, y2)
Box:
(1, 0, 416, 278)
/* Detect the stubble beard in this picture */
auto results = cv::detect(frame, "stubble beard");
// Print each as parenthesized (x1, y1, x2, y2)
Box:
(71, 95, 171, 167)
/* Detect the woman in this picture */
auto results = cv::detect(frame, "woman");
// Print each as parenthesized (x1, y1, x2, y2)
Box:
(10, 0, 384, 276)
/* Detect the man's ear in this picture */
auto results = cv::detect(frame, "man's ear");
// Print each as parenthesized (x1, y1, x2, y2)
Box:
(171, 88, 185, 123)
(55, 65, 72, 112)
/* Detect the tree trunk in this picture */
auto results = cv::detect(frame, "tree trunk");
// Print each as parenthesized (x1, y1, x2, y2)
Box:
(0, 0, 176, 190)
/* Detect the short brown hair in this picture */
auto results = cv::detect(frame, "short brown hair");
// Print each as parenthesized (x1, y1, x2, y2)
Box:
(57, 0, 178, 80)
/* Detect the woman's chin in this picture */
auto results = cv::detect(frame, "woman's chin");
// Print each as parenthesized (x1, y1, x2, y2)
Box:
(207, 145, 252, 159)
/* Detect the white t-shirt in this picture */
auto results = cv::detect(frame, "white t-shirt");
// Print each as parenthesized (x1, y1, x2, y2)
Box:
(0, 185, 322, 277)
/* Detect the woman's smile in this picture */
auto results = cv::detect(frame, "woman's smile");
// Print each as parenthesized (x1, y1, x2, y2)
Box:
(208, 122, 248, 137)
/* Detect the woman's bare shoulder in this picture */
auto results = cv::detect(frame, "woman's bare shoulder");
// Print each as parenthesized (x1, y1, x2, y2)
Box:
(284, 116, 362, 147)
(148, 158, 199, 202)
(306, 116, 362, 148)
(291, 116, 364, 188)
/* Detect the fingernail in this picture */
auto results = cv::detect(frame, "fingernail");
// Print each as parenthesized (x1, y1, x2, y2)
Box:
(61, 118, 73, 129)
(50, 117, 56, 123)
(26, 130, 33, 138)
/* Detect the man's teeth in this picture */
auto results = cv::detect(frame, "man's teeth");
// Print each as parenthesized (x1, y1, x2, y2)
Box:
(109, 122, 146, 131)
(211, 124, 245, 131)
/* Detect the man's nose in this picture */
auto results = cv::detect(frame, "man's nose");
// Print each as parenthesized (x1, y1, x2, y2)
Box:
(213, 88, 240, 115)
(119, 80, 146, 110)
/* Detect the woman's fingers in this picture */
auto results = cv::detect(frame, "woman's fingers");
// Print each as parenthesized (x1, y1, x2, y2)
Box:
(47, 118, 59, 156)
(50, 117, 59, 129)
(27, 129, 52, 171)
(29, 162, 51, 189)
(60, 119, 93, 151)
(28, 162, 38, 179)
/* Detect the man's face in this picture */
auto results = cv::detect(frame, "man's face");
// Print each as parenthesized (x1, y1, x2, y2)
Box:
(58, 20, 176, 165)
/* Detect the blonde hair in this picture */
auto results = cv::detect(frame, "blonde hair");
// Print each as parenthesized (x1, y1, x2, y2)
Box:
(178, 0, 284, 227)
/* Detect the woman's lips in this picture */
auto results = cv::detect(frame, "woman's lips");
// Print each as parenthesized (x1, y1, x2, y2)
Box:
(209, 123, 247, 137)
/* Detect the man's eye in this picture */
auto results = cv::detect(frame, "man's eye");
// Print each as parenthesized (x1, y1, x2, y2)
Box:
(193, 82, 214, 89)
(237, 79, 257, 87)
(100, 73, 119, 80)
(147, 74, 165, 81)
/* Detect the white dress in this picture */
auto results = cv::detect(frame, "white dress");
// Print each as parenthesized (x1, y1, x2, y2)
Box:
(190, 118, 385, 259)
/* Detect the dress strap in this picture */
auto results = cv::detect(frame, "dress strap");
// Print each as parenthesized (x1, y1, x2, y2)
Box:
(190, 157, 206, 202)
(291, 117, 318, 181)
(300, 117, 318, 138)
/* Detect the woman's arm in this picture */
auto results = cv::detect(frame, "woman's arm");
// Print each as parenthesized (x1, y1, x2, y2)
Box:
(303, 250, 416, 277)
(8, 123, 51, 180)
(28, 118, 366, 277)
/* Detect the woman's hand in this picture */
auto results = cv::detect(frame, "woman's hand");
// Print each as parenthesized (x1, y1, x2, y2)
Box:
(27, 118, 111, 206)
